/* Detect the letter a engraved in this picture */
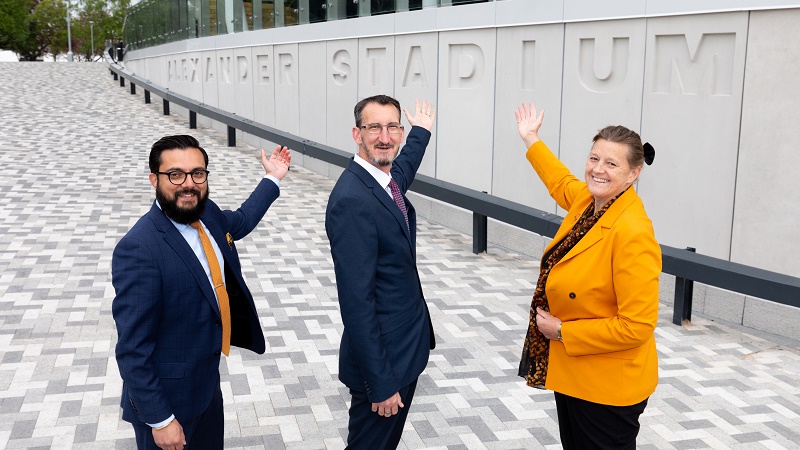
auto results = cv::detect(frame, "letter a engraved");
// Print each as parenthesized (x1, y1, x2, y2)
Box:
(653, 33, 735, 96)
(403, 46, 427, 87)
(578, 37, 629, 93)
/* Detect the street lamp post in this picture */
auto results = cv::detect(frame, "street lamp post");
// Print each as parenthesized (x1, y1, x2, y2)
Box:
(89, 21, 95, 61)
(66, 2, 73, 62)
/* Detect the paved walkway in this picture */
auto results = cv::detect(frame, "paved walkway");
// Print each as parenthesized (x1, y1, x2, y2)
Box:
(1, 62, 799, 449)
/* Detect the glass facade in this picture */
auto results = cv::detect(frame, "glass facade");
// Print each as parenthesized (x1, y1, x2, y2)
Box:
(123, 0, 487, 50)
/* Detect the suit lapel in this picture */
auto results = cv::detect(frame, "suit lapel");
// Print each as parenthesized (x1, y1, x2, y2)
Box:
(543, 195, 591, 258)
(348, 160, 414, 246)
(552, 188, 638, 266)
(201, 212, 249, 298)
(201, 213, 237, 272)
(148, 202, 221, 317)
(405, 197, 417, 257)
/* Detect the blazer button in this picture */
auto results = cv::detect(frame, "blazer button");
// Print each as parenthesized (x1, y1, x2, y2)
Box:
(214, 351, 221, 356)
(569, 292, 576, 299)
(215, 320, 221, 327)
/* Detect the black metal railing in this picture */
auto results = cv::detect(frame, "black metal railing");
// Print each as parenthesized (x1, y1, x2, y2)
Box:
(107, 62, 800, 326)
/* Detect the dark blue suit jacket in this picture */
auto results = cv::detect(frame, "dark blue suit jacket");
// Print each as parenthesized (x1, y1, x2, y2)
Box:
(112, 178, 279, 425)
(325, 126, 436, 403)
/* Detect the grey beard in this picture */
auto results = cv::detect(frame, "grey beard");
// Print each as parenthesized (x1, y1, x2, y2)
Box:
(370, 155, 393, 167)
(362, 143, 396, 168)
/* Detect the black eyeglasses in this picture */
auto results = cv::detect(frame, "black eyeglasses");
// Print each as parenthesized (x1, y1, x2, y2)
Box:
(156, 170, 210, 185)
(359, 123, 404, 135)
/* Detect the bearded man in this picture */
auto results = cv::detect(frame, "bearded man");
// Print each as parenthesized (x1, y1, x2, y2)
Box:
(325, 96, 436, 449)
(112, 135, 290, 450)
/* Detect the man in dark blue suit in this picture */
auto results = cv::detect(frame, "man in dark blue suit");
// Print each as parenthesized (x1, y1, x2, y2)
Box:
(112, 135, 291, 450)
(326, 96, 436, 449)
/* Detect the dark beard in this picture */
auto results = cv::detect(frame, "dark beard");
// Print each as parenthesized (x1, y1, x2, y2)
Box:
(156, 183, 210, 224)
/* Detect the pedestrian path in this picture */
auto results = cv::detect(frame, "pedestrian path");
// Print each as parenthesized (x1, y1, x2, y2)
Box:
(0, 62, 799, 449)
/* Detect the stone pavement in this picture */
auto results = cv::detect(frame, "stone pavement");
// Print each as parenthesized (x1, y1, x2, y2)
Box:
(1, 62, 799, 449)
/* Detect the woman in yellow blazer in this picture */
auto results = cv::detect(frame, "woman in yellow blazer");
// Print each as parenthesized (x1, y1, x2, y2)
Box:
(515, 102, 661, 450)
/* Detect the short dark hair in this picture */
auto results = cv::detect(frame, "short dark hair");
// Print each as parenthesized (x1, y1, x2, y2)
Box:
(148, 135, 208, 173)
(592, 126, 644, 168)
(354, 95, 401, 127)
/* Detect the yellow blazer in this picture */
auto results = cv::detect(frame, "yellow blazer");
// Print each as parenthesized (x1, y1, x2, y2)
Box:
(527, 140, 661, 406)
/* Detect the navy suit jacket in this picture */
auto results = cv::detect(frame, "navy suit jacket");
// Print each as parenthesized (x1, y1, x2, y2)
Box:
(325, 126, 436, 403)
(112, 178, 279, 425)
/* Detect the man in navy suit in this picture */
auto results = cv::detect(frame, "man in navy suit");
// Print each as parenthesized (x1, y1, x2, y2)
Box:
(326, 96, 436, 449)
(112, 135, 291, 450)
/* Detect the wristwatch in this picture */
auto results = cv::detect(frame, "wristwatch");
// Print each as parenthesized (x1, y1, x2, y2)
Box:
(556, 323, 563, 342)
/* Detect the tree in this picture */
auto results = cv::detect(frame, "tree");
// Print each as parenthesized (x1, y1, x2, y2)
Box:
(1, 0, 127, 60)
(106, 0, 128, 40)
(75, 0, 129, 60)
(30, 0, 67, 59)
(0, 0, 31, 52)
(14, 14, 45, 59)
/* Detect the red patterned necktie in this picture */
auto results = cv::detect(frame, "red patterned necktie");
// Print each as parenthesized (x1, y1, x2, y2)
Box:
(388, 179, 409, 232)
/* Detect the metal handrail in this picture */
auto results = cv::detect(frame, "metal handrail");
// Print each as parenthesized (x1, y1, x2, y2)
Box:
(106, 62, 800, 325)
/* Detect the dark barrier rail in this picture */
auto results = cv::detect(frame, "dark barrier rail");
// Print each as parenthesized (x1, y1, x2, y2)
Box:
(107, 62, 800, 326)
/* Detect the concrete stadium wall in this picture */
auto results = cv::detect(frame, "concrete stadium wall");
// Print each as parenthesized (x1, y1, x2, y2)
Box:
(121, 3, 800, 282)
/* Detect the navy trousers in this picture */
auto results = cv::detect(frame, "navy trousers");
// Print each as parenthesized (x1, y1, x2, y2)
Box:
(554, 392, 648, 450)
(131, 385, 224, 450)
(346, 379, 418, 450)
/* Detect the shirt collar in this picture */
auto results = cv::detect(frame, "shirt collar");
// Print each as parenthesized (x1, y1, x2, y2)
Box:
(354, 154, 392, 190)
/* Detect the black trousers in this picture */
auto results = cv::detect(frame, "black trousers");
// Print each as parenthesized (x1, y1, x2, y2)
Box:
(346, 379, 418, 450)
(132, 385, 224, 450)
(554, 392, 648, 450)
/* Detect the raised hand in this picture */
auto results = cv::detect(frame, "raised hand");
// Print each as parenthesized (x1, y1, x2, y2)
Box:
(403, 99, 436, 131)
(515, 102, 545, 148)
(261, 145, 292, 181)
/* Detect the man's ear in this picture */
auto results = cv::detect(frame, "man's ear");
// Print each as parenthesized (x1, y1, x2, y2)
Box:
(149, 173, 158, 189)
(352, 126, 363, 145)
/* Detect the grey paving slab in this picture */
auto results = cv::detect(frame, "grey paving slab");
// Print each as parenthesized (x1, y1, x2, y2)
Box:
(1, 62, 800, 449)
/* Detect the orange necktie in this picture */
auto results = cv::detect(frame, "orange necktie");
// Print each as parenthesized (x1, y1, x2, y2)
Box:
(190, 221, 231, 356)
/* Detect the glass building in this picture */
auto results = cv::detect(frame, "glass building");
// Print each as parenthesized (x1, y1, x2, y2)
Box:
(123, 0, 488, 50)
